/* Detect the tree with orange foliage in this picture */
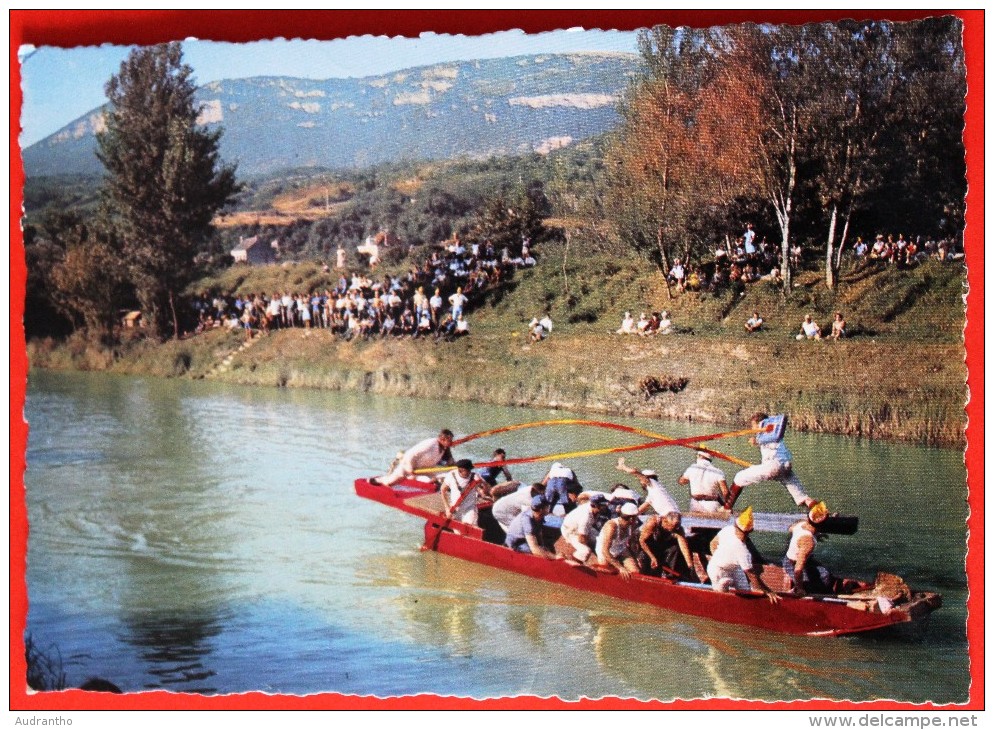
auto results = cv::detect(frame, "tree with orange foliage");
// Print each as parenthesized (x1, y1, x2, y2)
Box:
(606, 26, 763, 291)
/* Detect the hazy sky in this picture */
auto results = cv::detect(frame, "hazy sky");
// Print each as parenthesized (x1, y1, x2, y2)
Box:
(18, 28, 640, 148)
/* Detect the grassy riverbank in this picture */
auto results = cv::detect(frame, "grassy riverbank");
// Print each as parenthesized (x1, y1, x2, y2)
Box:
(26, 250, 968, 447)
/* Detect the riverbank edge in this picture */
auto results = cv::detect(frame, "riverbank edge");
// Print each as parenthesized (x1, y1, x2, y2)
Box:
(25, 327, 968, 450)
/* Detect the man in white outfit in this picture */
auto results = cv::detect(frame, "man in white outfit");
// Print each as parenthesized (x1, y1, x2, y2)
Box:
(707, 507, 779, 603)
(616, 457, 680, 516)
(371, 429, 454, 486)
(679, 451, 729, 513)
(440, 459, 484, 526)
(729, 413, 817, 509)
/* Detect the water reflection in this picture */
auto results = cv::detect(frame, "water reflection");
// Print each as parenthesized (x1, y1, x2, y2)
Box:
(24, 371, 970, 701)
(121, 611, 222, 693)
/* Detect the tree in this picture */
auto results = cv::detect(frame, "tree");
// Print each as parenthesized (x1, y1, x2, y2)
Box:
(50, 223, 130, 341)
(97, 42, 238, 339)
(468, 184, 546, 254)
(606, 26, 762, 290)
(738, 24, 829, 294)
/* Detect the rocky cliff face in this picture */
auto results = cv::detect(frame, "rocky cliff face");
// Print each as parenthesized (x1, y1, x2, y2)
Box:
(23, 52, 641, 177)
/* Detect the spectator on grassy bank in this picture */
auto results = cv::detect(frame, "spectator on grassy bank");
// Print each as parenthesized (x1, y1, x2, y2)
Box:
(616, 311, 636, 335)
(797, 314, 822, 341)
(744, 311, 764, 333)
(529, 317, 547, 342)
(829, 311, 847, 340)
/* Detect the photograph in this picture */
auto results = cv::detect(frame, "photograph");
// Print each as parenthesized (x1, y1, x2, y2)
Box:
(11, 10, 982, 713)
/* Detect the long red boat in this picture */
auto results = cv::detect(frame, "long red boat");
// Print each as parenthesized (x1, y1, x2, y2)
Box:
(356, 476, 941, 637)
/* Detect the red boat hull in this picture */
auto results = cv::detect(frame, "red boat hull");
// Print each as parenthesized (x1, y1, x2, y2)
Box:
(356, 478, 940, 637)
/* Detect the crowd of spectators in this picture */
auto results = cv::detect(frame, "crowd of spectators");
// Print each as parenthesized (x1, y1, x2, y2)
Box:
(616, 310, 673, 336)
(663, 225, 962, 300)
(667, 232, 784, 297)
(853, 233, 962, 267)
(190, 236, 537, 341)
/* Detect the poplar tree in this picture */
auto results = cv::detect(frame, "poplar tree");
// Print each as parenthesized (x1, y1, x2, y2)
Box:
(97, 42, 238, 339)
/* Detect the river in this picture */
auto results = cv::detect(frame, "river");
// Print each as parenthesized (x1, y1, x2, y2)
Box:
(21, 370, 970, 702)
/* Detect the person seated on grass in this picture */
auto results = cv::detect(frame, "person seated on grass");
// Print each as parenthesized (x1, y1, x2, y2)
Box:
(454, 314, 469, 338)
(529, 317, 546, 342)
(381, 313, 396, 337)
(657, 310, 673, 335)
(415, 311, 433, 338)
(797, 314, 822, 340)
(744, 311, 764, 333)
(763, 267, 783, 286)
(435, 312, 457, 341)
(399, 308, 416, 336)
(829, 311, 847, 340)
(643, 312, 662, 336)
(617, 311, 636, 334)
(636, 312, 650, 334)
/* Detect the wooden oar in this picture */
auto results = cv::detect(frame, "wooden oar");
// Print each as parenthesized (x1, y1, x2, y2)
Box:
(425, 473, 479, 552)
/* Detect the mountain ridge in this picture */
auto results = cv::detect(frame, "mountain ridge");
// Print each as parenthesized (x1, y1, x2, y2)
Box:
(23, 52, 642, 178)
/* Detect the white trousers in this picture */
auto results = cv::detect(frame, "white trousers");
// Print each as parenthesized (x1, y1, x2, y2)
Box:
(733, 460, 810, 506)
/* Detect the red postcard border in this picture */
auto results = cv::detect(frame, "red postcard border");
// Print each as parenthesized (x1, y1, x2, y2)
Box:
(8, 9, 984, 711)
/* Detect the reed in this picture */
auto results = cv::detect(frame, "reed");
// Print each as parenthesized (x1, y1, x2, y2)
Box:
(26, 251, 968, 448)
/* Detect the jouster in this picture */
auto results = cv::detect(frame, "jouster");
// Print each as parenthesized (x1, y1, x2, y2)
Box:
(355, 418, 941, 637)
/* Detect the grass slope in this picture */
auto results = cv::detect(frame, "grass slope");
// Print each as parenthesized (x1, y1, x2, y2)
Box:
(28, 244, 967, 447)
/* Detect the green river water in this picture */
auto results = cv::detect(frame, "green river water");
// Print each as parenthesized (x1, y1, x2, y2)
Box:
(21, 370, 970, 702)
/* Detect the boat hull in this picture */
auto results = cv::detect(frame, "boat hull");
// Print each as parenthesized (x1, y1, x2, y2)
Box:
(356, 478, 940, 637)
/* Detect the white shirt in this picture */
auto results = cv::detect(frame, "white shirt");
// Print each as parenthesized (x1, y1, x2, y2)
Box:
(759, 439, 792, 465)
(441, 469, 478, 517)
(492, 485, 533, 530)
(561, 503, 598, 544)
(399, 437, 448, 474)
(709, 525, 752, 573)
(547, 464, 574, 480)
(645, 479, 680, 516)
(682, 459, 726, 500)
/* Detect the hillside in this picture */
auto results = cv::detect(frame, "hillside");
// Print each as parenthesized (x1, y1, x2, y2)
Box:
(23, 53, 641, 178)
(29, 246, 968, 448)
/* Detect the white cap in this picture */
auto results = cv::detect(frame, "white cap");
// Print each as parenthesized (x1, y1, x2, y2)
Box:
(641, 468, 657, 477)
(620, 503, 639, 517)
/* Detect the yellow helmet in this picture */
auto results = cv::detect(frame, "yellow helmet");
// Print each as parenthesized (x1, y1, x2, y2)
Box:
(808, 501, 829, 524)
(735, 506, 754, 533)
